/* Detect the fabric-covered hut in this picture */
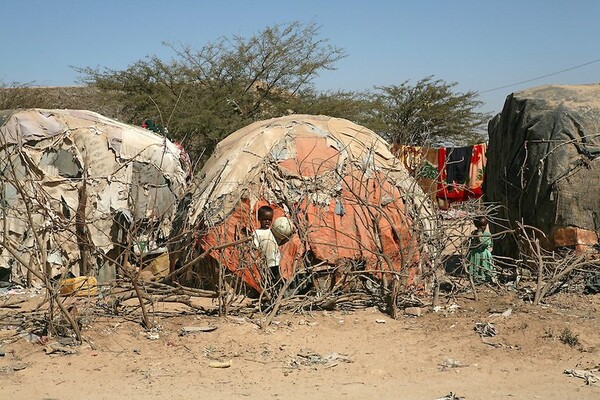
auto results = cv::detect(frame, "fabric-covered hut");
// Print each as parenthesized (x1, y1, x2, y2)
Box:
(0, 109, 190, 283)
(485, 84, 600, 258)
(187, 115, 433, 293)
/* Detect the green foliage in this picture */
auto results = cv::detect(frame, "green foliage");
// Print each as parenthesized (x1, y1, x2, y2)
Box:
(5, 23, 491, 162)
(0, 82, 103, 111)
(75, 21, 346, 161)
(291, 89, 374, 125)
(0, 82, 44, 109)
(369, 76, 490, 146)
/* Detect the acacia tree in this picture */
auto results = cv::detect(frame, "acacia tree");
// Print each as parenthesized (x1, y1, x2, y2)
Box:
(76, 21, 346, 161)
(369, 76, 490, 146)
(290, 89, 373, 125)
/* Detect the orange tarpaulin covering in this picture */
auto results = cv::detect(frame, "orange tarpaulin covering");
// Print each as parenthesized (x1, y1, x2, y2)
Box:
(192, 115, 432, 292)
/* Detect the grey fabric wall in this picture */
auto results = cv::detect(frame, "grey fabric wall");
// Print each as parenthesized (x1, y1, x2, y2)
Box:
(484, 84, 600, 258)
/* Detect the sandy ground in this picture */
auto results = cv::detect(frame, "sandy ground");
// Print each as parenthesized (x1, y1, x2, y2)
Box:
(1, 288, 599, 400)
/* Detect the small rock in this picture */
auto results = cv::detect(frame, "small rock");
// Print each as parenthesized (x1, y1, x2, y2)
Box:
(209, 359, 232, 368)
(447, 304, 460, 312)
(12, 363, 27, 371)
(404, 307, 424, 317)
(44, 343, 77, 355)
(146, 331, 160, 340)
(58, 337, 78, 346)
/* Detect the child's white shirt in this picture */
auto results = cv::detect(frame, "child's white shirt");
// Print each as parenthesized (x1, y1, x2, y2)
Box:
(252, 228, 281, 267)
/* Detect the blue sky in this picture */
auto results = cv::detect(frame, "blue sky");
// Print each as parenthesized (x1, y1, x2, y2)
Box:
(1, 0, 599, 114)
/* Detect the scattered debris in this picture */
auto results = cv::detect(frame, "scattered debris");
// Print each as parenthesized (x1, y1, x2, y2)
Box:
(59, 276, 98, 296)
(488, 308, 512, 320)
(564, 368, 599, 385)
(0, 363, 28, 373)
(18, 332, 49, 345)
(179, 326, 218, 336)
(375, 319, 386, 324)
(447, 304, 461, 312)
(146, 329, 160, 340)
(438, 358, 468, 371)
(404, 307, 424, 317)
(435, 392, 465, 400)
(290, 349, 353, 369)
(209, 359, 232, 369)
(433, 304, 461, 314)
(474, 322, 496, 337)
(44, 342, 77, 355)
(481, 339, 520, 350)
(57, 337, 78, 346)
(298, 319, 318, 327)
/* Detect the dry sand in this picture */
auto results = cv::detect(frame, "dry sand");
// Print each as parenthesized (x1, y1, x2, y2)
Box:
(1, 288, 599, 399)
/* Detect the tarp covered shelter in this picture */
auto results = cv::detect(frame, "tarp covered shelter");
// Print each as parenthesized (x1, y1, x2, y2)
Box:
(189, 115, 433, 292)
(485, 84, 600, 258)
(0, 109, 190, 282)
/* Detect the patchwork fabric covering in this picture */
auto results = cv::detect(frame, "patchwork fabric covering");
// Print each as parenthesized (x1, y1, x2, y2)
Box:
(0, 109, 190, 281)
(485, 84, 600, 257)
(190, 115, 433, 292)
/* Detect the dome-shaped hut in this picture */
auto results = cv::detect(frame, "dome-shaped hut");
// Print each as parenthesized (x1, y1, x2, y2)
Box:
(0, 109, 190, 283)
(186, 115, 433, 293)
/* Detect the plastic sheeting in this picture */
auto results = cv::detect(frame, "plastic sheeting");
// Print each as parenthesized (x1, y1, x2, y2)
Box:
(0, 109, 190, 281)
(189, 115, 434, 292)
(485, 84, 600, 257)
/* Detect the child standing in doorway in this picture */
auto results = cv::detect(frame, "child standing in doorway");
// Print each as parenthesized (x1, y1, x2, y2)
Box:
(252, 206, 281, 291)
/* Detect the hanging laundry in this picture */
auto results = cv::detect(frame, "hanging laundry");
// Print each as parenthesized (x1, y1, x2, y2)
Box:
(445, 146, 473, 188)
(438, 147, 468, 201)
(467, 143, 487, 197)
(437, 144, 487, 204)
(392, 143, 487, 209)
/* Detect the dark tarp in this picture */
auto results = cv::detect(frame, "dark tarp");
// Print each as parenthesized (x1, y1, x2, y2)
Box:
(484, 84, 600, 258)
